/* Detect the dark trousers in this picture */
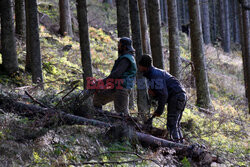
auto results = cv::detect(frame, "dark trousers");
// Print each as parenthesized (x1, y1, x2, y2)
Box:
(93, 89, 131, 114)
(167, 92, 187, 142)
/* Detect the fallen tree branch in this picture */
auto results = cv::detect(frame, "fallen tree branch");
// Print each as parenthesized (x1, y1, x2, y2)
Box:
(0, 95, 216, 166)
(54, 85, 78, 108)
(25, 91, 48, 108)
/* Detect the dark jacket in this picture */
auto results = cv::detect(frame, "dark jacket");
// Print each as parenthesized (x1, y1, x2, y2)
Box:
(104, 52, 137, 89)
(143, 66, 186, 115)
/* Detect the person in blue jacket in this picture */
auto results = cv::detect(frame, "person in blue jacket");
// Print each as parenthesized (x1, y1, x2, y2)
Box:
(138, 54, 187, 143)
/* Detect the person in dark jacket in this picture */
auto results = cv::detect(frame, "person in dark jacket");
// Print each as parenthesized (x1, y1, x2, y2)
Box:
(138, 54, 186, 143)
(92, 37, 137, 115)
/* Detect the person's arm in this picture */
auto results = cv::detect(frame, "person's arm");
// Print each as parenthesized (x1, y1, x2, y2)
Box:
(153, 88, 168, 116)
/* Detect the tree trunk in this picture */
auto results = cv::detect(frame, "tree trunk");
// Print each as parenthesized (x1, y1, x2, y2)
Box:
(238, 1, 248, 99)
(200, 0, 211, 44)
(25, 0, 43, 84)
(163, 0, 168, 27)
(210, 0, 217, 43)
(148, 0, 164, 69)
(219, 0, 226, 51)
(188, 0, 211, 108)
(241, 0, 250, 113)
(0, 0, 19, 74)
(76, 0, 93, 89)
(116, 0, 130, 37)
(233, 0, 240, 44)
(176, 0, 182, 30)
(220, 0, 231, 53)
(160, 0, 164, 24)
(15, 0, 26, 38)
(181, 0, 187, 25)
(167, 0, 181, 79)
(138, 0, 151, 54)
(129, 0, 150, 121)
(59, 0, 73, 37)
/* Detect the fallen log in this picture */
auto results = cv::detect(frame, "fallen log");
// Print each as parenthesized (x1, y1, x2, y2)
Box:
(0, 95, 181, 148)
(0, 96, 216, 165)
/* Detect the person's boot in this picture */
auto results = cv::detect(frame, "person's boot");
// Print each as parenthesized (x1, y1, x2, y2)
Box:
(167, 113, 183, 143)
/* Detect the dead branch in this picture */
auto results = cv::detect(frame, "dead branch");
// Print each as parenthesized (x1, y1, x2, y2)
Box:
(54, 85, 78, 108)
(25, 91, 48, 108)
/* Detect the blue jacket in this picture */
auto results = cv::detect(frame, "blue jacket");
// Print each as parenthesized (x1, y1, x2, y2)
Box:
(143, 66, 186, 115)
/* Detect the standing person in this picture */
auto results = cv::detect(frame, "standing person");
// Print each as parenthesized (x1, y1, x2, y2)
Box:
(92, 37, 137, 115)
(138, 54, 186, 143)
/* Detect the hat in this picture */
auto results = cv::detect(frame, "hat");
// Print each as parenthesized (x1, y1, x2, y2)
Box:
(119, 37, 135, 52)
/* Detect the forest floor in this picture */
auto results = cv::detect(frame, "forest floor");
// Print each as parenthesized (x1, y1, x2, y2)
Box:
(0, 0, 249, 166)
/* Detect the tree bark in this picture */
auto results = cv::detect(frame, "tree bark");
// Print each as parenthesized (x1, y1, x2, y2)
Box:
(167, 0, 181, 79)
(176, 0, 182, 30)
(241, 0, 250, 113)
(25, 0, 43, 84)
(220, 0, 231, 52)
(0, 0, 19, 74)
(224, 0, 231, 53)
(138, 0, 151, 54)
(116, 0, 130, 37)
(188, 0, 212, 108)
(238, 2, 248, 99)
(163, 0, 168, 26)
(59, 0, 73, 37)
(15, 0, 26, 38)
(129, 0, 150, 121)
(200, 0, 211, 44)
(76, 0, 93, 89)
(148, 0, 164, 69)
(233, 0, 240, 44)
(210, 0, 217, 43)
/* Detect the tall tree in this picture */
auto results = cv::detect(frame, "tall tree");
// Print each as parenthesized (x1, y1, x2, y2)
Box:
(76, 0, 93, 88)
(181, 0, 187, 25)
(148, 0, 164, 69)
(163, 0, 168, 26)
(129, 0, 150, 120)
(0, 0, 19, 74)
(219, 0, 231, 52)
(232, 0, 240, 44)
(200, 0, 211, 44)
(188, 0, 211, 108)
(224, 0, 231, 52)
(15, 0, 26, 38)
(25, 0, 43, 83)
(210, 0, 217, 43)
(176, 0, 182, 30)
(59, 0, 73, 37)
(241, 0, 250, 112)
(116, 0, 130, 37)
(167, 0, 181, 79)
(138, 0, 151, 54)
